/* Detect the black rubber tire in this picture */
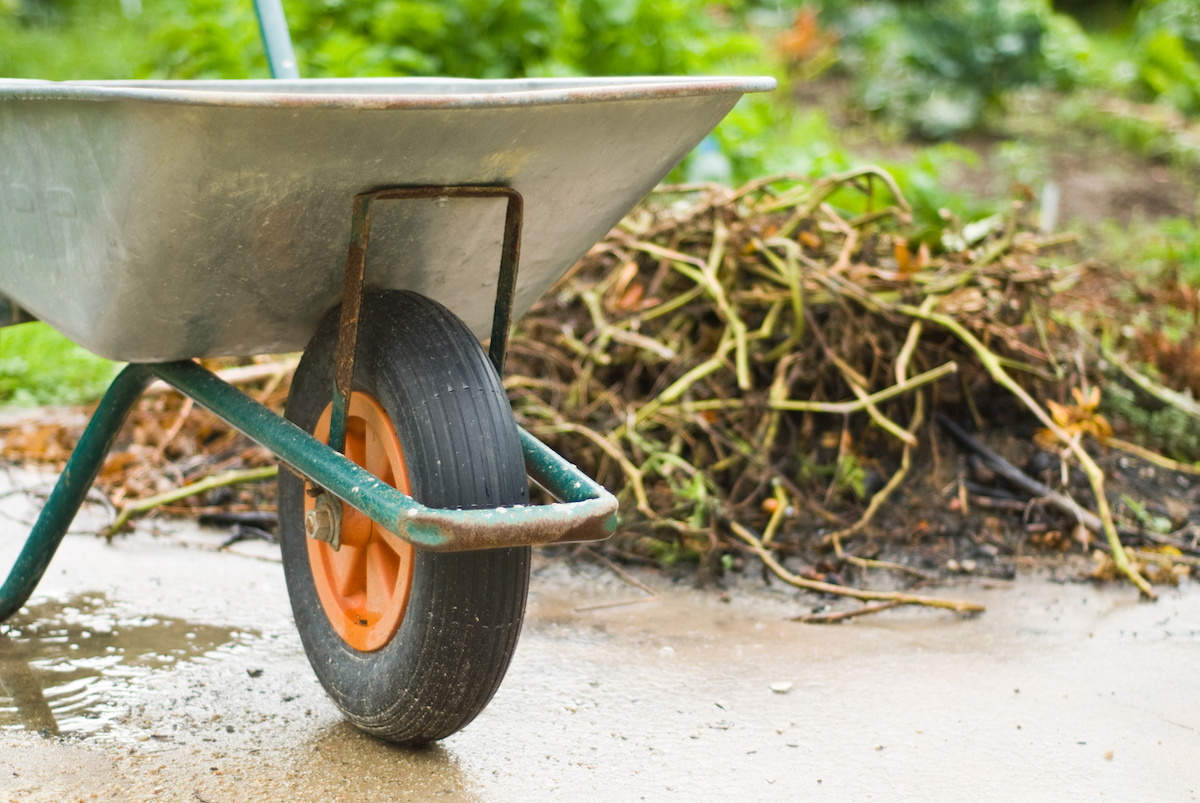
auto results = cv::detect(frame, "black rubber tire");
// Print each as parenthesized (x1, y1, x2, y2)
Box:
(278, 290, 530, 745)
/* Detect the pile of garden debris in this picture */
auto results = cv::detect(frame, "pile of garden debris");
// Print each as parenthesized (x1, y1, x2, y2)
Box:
(3, 168, 1198, 618)
(504, 169, 1199, 614)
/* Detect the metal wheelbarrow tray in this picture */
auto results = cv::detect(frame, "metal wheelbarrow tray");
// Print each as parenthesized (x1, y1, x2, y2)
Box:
(0, 74, 774, 744)
(0, 76, 772, 360)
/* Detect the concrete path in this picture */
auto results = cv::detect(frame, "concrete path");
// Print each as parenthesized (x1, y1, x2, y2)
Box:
(0, 489, 1196, 802)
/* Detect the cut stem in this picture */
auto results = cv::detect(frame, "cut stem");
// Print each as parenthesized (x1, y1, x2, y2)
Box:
(730, 521, 985, 614)
(104, 465, 279, 539)
(901, 303, 1156, 599)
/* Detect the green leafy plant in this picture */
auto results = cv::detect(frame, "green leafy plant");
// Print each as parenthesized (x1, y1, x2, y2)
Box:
(1103, 382, 1200, 462)
(0, 0, 173, 80)
(1052, 0, 1200, 120)
(823, 0, 1060, 138)
(132, 0, 760, 81)
(1137, 28, 1200, 116)
(0, 324, 120, 407)
(1120, 492, 1174, 533)
(1096, 215, 1200, 287)
(142, 0, 266, 79)
(834, 452, 867, 500)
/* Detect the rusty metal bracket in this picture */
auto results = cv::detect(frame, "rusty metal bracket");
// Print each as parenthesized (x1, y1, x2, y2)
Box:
(329, 186, 523, 453)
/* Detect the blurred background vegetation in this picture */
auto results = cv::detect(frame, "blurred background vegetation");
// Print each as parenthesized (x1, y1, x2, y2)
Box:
(1, 0, 1198, 406)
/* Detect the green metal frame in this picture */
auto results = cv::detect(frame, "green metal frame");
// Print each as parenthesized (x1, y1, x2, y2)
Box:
(0, 360, 617, 622)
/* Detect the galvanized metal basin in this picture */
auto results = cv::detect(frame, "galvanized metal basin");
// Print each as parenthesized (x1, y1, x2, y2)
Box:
(0, 76, 774, 361)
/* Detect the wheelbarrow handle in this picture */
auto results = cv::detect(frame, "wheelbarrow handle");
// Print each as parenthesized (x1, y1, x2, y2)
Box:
(253, 0, 300, 80)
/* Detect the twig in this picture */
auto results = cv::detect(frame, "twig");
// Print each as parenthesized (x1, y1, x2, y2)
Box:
(198, 510, 278, 528)
(729, 521, 985, 614)
(148, 397, 194, 464)
(895, 298, 933, 384)
(104, 466, 279, 539)
(1106, 436, 1200, 476)
(144, 358, 299, 396)
(824, 415, 851, 508)
(824, 390, 926, 548)
(1137, 529, 1199, 553)
(624, 329, 738, 431)
(218, 524, 276, 548)
(935, 414, 1131, 535)
(572, 597, 659, 612)
(845, 380, 918, 446)
(574, 551, 659, 612)
(925, 202, 1020, 294)
(532, 421, 654, 518)
(1127, 548, 1200, 567)
(840, 555, 936, 580)
(970, 495, 1028, 511)
(766, 165, 911, 236)
(792, 600, 903, 623)
(662, 221, 752, 391)
(906, 304, 1155, 598)
(753, 238, 805, 354)
(760, 481, 789, 547)
(769, 362, 956, 414)
(1102, 341, 1200, 423)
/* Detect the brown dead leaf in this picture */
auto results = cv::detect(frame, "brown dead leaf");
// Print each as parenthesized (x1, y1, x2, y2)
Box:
(777, 7, 836, 65)
(894, 237, 912, 274)
(617, 282, 645, 311)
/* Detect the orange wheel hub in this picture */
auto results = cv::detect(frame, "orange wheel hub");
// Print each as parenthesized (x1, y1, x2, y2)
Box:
(307, 392, 415, 652)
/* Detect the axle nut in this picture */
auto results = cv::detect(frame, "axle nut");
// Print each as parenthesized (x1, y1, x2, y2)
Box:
(304, 493, 342, 550)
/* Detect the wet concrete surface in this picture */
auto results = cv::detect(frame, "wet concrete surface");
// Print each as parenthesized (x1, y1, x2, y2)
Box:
(0, 479, 1197, 802)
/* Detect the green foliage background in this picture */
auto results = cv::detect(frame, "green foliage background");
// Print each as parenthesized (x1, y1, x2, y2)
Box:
(1, 0, 1198, 405)
(820, 0, 1200, 139)
(3, 0, 1196, 180)
(0, 324, 121, 407)
(1133, 0, 1200, 115)
(824, 0, 1063, 139)
(0, 0, 760, 80)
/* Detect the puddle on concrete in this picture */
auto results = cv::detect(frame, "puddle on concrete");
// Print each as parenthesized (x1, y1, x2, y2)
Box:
(0, 594, 251, 737)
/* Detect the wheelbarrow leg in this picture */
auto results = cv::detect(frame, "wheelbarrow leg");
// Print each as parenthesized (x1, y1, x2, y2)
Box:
(0, 363, 155, 622)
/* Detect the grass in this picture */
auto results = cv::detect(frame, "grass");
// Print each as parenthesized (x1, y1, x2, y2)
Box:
(0, 324, 120, 408)
(0, 4, 174, 80)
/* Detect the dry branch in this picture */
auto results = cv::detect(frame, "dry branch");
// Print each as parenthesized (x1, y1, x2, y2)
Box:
(730, 521, 984, 615)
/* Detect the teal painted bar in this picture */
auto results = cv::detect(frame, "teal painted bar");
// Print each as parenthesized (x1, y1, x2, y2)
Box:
(148, 360, 433, 541)
(0, 363, 155, 621)
(252, 0, 300, 79)
(520, 428, 620, 532)
(147, 361, 617, 551)
(0, 360, 616, 622)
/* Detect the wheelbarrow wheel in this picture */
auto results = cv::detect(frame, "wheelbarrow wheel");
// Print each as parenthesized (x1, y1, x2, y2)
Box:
(278, 290, 530, 745)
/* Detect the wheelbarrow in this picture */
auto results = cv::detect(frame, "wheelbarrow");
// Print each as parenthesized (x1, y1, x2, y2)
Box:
(0, 0, 774, 744)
